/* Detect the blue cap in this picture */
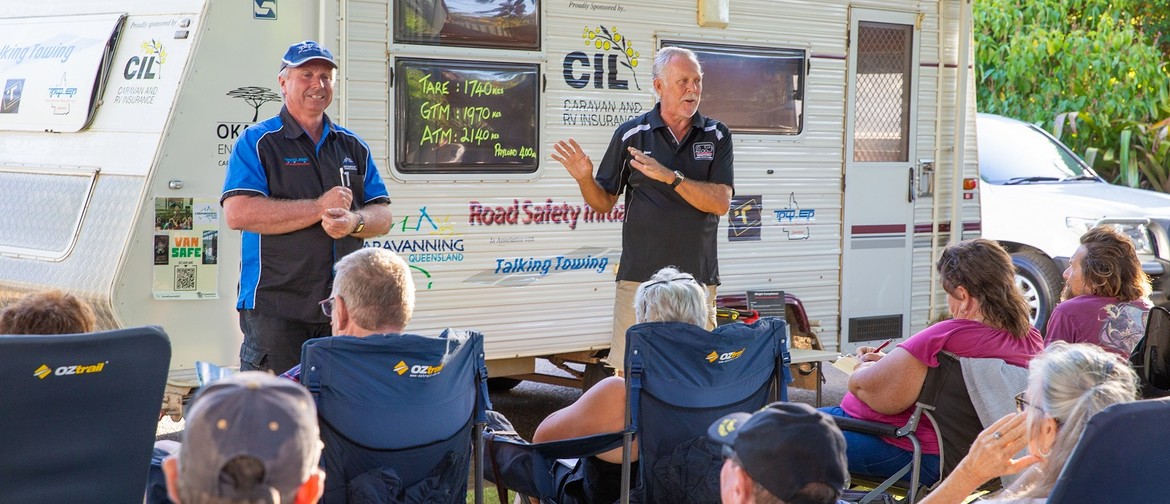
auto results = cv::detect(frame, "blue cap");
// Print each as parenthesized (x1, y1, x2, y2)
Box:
(280, 40, 337, 71)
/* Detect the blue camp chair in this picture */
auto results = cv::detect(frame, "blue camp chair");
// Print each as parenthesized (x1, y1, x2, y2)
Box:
(300, 329, 491, 504)
(1046, 397, 1170, 503)
(0, 326, 171, 503)
(486, 317, 791, 504)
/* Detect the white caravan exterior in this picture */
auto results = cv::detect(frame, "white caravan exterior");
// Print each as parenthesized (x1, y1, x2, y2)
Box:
(0, 0, 979, 412)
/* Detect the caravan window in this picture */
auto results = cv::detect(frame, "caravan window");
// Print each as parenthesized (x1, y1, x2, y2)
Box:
(394, 58, 539, 174)
(395, 0, 539, 50)
(663, 41, 806, 135)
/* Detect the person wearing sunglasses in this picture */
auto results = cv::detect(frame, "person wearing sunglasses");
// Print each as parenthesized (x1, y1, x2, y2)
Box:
(919, 342, 1138, 503)
(279, 247, 414, 382)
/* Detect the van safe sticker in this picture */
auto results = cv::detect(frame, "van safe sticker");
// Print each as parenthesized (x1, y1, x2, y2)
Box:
(153, 198, 219, 300)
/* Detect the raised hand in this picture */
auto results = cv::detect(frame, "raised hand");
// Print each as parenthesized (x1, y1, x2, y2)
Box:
(551, 139, 595, 182)
(627, 146, 672, 183)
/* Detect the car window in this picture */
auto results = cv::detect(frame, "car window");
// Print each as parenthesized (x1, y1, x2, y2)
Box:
(977, 117, 1090, 184)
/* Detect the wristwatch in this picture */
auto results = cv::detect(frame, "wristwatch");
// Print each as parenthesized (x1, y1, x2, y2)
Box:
(670, 170, 685, 189)
(351, 213, 365, 235)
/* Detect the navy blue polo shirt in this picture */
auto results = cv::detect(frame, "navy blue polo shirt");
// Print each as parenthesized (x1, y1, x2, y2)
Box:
(221, 106, 390, 322)
(595, 103, 734, 285)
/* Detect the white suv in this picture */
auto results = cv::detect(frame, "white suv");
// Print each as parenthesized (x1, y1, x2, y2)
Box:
(977, 113, 1170, 332)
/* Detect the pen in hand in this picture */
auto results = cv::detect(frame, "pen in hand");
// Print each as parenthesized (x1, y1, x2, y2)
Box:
(873, 339, 894, 353)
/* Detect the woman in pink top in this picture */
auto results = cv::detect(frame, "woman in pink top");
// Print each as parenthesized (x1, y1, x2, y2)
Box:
(821, 239, 1044, 486)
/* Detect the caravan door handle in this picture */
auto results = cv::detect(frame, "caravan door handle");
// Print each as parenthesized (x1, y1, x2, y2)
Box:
(908, 167, 915, 203)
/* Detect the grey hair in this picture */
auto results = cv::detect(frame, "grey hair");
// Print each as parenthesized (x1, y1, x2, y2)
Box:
(1012, 342, 1138, 498)
(634, 267, 708, 326)
(651, 46, 701, 81)
(333, 248, 415, 331)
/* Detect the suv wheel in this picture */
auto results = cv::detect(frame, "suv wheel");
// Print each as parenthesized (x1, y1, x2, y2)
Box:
(1011, 250, 1064, 334)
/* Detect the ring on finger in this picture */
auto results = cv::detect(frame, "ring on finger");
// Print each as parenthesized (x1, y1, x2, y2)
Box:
(993, 431, 1003, 440)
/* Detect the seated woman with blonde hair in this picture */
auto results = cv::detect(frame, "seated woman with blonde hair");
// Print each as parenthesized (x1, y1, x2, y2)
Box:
(920, 342, 1139, 503)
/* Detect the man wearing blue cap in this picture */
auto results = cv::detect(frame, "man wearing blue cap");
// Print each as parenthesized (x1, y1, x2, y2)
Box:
(708, 402, 850, 504)
(221, 40, 393, 374)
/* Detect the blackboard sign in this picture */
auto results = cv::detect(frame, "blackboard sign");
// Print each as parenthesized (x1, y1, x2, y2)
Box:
(395, 58, 539, 174)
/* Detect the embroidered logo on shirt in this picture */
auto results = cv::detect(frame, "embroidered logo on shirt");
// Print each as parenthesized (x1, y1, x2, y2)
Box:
(693, 142, 714, 160)
(283, 157, 310, 167)
(340, 157, 357, 186)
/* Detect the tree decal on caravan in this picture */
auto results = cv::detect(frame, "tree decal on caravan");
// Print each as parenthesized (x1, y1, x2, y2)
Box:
(227, 87, 281, 122)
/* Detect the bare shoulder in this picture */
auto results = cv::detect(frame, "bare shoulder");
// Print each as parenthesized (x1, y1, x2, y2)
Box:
(533, 376, 626, 442)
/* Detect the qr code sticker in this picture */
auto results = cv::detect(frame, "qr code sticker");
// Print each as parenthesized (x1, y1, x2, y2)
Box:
(175, 265, 197, 291)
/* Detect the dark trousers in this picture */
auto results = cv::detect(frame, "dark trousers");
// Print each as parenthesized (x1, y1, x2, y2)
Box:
(238, 309, 332, 375)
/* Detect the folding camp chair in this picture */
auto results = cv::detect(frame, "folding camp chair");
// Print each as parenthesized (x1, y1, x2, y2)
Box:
(1046, 397, 1170, 502)
(1130, 306, 1170, 398)
(486, 316, 790, 504)
(0, 325, 171, 503)
(623, 316, 791, 503)
(832, 352, 1023, 503)
(300, 329, 491, 504)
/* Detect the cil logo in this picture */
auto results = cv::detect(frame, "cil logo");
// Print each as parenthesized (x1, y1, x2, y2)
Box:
(33, 362, 107, 380)
(564, 25, 641, 90)
(706, 349, 745, 364)
(124, 40, 167, 80)
(394, 360, 443, 377)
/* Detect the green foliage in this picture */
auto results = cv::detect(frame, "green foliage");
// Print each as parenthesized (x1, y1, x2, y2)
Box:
(975, 0, 1170, 190)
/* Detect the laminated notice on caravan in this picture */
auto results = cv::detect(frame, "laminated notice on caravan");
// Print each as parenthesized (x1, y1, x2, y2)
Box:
(0, 13, 123, 132)
(152, 198, 219, 300)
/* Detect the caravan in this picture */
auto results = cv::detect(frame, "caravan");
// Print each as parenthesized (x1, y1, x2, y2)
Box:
(0, 0, 980, 415)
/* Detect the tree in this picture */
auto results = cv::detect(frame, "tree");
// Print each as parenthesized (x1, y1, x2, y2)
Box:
(226, 87, 281, 122)
(974, 0, 1170, 189)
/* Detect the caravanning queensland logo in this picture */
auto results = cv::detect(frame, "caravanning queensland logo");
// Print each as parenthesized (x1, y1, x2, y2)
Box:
(394, 359, 443, 378)
(706, 348, 745, 364)
(33, 361, 107, 379)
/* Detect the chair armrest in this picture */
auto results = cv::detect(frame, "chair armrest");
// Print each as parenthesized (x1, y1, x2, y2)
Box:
(830, 416, 903, 438)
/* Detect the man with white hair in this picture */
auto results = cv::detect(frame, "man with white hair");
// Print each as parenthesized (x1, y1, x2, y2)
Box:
(550, 46, 735, 372)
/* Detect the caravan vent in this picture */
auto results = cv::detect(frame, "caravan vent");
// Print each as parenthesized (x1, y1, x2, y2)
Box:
(848, 314, 903, 342)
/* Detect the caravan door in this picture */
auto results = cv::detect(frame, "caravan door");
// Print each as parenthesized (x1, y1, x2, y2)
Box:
(841, 8, 921, 349)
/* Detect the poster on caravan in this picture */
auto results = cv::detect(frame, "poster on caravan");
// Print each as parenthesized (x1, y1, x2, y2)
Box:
(0, 13, 122, 132)
(153, 197, 220, 300)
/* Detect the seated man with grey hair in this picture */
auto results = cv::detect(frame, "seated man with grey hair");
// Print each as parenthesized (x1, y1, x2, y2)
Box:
(531, 266, 710, 503)
(281, 246, 415, 382)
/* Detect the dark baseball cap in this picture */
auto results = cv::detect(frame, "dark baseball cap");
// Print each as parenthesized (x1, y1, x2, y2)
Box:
(178, 371, 322, 502)
(280, 40, 337, 71)
(708, 402, 848, 502)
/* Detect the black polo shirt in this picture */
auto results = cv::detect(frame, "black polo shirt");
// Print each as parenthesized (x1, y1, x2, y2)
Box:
(221, 106, 390, 322)
(595, 103, 734, 285)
